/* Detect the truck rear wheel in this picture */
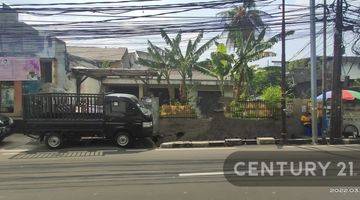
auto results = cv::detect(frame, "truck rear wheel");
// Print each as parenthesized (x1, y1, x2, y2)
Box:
(114, 132, 132, 148)
(343, 124, 359, 138)
(44, 133, 63, 149)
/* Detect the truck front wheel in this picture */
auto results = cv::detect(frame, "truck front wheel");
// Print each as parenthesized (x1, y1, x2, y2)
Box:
(114, 132, 132, 148)
(44, 133, 63, 149)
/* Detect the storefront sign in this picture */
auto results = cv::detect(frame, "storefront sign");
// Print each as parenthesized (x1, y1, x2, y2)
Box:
(0, 57, 41, 81)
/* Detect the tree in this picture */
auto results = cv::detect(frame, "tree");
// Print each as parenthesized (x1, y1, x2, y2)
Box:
(137, 41, 176, 103)
(159, 29, 218, 102)
(218, 0, 269, 47)
(196, 43, 233, 96)
(231, 29, 294, 100)
(252, 66, 281, 96)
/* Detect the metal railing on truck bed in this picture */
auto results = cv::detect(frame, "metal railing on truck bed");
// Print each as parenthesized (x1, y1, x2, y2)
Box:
(23, 93, 104, 120)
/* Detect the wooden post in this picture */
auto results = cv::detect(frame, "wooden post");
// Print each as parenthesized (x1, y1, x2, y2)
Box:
(330, 0, 343, 143)
(76, 75, 81, 95)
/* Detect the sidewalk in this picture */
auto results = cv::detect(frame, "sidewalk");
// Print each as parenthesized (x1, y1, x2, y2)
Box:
(160, 137, 360, 148)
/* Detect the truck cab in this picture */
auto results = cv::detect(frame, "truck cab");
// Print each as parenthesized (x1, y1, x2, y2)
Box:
(104, 94, 153, 147)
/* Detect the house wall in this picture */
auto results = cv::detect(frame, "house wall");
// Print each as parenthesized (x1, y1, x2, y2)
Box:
(120, 49, 131, 68)
(195, 85, 233, 98)
(65, 75, 101, 94)
(39, 39, 68, 93)
(0, 6, 69, 118)
(81, 77, 101, 93)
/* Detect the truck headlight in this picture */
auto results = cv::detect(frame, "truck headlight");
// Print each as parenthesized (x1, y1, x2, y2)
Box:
(9, 117, 13, 125)
(142, 122, 153, 128)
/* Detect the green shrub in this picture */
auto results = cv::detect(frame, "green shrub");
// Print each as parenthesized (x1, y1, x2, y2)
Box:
(261, 86, 281, 107)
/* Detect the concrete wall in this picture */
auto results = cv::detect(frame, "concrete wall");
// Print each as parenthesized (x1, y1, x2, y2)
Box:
(159, 113, 304, 142)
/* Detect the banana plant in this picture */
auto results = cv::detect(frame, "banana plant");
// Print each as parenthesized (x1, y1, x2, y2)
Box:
(196, 43, 234, 97)
(159, 29, 218, 102)
(231, 28, 294, 100)
(137, 40, 176, 103)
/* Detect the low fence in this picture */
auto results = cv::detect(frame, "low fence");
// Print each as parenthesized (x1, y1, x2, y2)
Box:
(226, 101, 281, 119)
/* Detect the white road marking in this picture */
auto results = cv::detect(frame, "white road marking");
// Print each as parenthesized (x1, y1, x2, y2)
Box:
(158, 147, 238, 151)
(1, 153, 19, 155)
(0, 149, 29, 153)
(179, 169, 301, 177)
(179, 171, 226, 177)
(125, 149, 151, 152)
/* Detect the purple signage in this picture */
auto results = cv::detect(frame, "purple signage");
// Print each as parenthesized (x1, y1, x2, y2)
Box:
(0, 57, 41, 81)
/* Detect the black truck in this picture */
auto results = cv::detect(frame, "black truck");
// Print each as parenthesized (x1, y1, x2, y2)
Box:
(23, 93, 153, 149)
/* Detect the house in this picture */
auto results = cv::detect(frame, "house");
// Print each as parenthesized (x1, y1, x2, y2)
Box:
(66, 46, 136, 94)
(287, 56, 360, 98)
(67, 46, 130, 69)
(96, 50, 233, 115)
(69, 48, 233, 116)
(0, 4, 68, 118)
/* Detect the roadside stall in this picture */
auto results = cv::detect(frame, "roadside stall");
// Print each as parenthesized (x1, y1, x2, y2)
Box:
(317, 90, 360, 138)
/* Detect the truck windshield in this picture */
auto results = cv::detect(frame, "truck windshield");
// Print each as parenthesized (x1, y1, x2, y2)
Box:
(133, 99, 151, 115)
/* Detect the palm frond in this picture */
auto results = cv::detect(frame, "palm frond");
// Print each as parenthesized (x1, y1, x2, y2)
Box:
(192, 31, 204, 51)
(160, 29, 172, 46)
(194, 35, 219, 57)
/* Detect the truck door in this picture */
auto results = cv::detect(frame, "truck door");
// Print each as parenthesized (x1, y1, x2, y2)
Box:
(105, 98, 142, 137)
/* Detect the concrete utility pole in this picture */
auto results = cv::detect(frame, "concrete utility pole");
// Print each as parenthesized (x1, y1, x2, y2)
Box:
(280, 0, 287, 143)
(330, 0, 343, 143)
(310, 0, 318, 144)
(321, 0, 327, 143)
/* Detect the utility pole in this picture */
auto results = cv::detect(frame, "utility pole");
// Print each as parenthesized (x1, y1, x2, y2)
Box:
(330, 0, 343, 143)
(280, 0, 287, 144)
(321, 0, 327, 143)
(310, 0, 318, 144)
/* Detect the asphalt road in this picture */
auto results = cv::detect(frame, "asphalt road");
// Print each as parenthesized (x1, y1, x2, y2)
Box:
(0, 134, 360, 200)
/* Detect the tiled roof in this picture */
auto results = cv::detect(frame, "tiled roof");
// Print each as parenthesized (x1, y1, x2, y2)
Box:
(67, 46, 128, 61)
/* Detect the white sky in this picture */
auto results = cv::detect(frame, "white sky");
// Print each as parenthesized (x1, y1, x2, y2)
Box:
(1, 0, 359, 66)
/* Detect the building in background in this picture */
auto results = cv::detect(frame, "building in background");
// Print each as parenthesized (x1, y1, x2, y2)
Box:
(0, 4, 68, 118)
(287, 56, 360, 98)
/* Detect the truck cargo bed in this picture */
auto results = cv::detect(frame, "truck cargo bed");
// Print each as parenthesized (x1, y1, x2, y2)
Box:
(23, 93, 104, 120)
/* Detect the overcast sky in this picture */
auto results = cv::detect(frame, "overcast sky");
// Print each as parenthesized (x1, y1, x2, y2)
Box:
(2, 0, 359, 67)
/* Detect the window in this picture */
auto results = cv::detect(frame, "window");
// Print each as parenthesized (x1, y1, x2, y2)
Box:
(0, 82, 14, 113)
(111, 100, 126, 113)
(40, 59, 53, 83)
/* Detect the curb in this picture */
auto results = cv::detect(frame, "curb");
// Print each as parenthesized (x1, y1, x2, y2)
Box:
(159, 137, 360, 148)
(160, 139, 244, 148)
